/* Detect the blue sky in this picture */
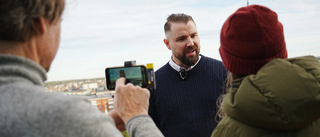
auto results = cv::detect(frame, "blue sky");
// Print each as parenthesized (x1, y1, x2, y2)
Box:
(47, 0, 320, 81)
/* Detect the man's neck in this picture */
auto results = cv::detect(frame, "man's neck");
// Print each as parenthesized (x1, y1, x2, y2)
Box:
(0, 41, 19, 54)
(0, 39, 40, 64)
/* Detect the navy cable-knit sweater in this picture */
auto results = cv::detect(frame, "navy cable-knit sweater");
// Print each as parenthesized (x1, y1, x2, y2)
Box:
(149, 55, 228, 137)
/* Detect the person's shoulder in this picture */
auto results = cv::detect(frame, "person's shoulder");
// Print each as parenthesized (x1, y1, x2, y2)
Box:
(201, 54, 222, 63)
(264, 55, 319, 75)
(286, 55, 319, 64)
(41, 93, 114, 126)
(212, 116, 267, 137)
(48, 93, 92, 110)
(155, 62, 171, 74)
(199, 55, 228, 75)
(200, 54, 226, 68)
(37, 95, 120, 136)
(0, 81, 49, 101)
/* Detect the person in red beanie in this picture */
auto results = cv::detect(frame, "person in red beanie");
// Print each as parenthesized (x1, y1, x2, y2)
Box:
(211, 4, 320, 137)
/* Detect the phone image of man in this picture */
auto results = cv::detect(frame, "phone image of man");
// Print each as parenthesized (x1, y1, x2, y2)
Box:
(120, 70, 126, 77)
(120, 70, 131, 84)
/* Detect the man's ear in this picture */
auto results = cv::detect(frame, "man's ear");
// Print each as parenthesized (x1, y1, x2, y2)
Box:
(33, 17, 48, 35)
(163, 39, 171, 50)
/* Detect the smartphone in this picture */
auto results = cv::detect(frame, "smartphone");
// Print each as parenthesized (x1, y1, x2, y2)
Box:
(105, 65, 148, 90)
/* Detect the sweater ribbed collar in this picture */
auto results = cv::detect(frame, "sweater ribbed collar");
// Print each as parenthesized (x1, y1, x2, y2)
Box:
(0, 54, 47, 86)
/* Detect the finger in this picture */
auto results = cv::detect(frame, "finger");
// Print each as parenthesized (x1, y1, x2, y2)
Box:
(115, 77, 126, 87)
(144, 88, 151, 98)
(125, 82, 134, 87)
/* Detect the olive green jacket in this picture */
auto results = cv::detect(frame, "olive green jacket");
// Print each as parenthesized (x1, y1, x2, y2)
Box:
(212, 56, 320, 137)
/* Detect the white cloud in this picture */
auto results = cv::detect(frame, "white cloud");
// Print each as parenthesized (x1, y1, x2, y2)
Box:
(47, 0, 320, 81)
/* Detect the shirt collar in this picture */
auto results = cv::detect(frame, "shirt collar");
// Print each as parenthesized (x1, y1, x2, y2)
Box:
(169, 56, 202, 72)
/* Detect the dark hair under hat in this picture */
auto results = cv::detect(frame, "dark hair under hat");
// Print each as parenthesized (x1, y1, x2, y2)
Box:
(219, 5, 287, 75)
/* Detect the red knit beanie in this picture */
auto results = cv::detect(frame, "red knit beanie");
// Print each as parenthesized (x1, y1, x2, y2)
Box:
(219, 5, 287, 75)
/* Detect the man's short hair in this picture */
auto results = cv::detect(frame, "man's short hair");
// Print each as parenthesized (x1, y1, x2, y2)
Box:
(0, 0, 65, 42)
(164, 13, 195, 34)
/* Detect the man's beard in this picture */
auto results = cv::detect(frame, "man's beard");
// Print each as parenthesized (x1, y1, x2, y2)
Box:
(176, 46, 199, 67)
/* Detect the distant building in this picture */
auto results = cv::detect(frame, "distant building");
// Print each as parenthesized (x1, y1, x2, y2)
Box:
(44, 77, 106, 94)
(82, 83, 98, 90)
(73, 82, 78, 87)
(97, 86, 106, 91)
(70, 89, 90, 95)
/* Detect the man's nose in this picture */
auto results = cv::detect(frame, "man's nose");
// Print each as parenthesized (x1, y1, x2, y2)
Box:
(186, 37, 194, 47)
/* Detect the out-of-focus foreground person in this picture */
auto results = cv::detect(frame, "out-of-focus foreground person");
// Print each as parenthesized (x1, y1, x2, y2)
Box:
(211, 5, 320, 137)
(149, 13, 228, 137)
(0, 1, 163, 137)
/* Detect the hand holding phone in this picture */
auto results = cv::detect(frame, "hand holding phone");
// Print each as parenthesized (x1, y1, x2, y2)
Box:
(113, 77, 150, 124)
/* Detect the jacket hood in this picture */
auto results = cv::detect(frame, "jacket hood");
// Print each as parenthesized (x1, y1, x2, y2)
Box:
(223, 56, 320, 131)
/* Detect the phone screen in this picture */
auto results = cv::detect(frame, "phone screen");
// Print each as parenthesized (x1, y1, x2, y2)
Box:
(105, 66, 147, 90)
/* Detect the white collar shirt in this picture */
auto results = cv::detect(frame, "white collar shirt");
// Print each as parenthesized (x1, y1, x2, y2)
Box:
(169, 56, 202, 72)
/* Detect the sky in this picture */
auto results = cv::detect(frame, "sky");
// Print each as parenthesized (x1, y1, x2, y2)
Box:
(47, 0, 320, 82)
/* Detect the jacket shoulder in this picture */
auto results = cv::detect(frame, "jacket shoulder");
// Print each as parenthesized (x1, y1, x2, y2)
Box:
(212, 116, 320, 137)
(212, 116, 276, 137)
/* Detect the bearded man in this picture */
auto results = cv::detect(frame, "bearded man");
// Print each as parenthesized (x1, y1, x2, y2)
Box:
(148, 13, 228, 137)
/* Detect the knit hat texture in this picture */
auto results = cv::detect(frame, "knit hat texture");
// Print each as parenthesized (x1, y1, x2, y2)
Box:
(219, 5, 287, 75)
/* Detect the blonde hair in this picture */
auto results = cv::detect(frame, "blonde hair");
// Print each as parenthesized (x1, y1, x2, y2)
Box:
(215, 72, 233, 121)
(215, 72, 246, 122)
